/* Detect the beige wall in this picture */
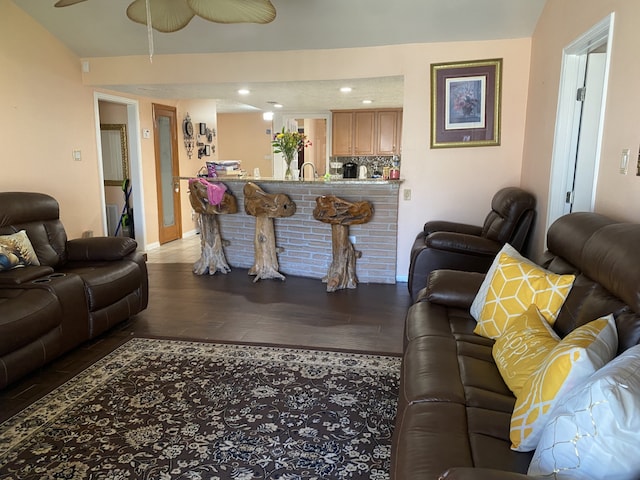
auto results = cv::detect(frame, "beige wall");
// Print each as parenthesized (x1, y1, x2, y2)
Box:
(217, 113, 273, 177)
(4, 0, 536, 279)
(174, 99, 219, 238)
(82, 40, 532, 277)
(1, 0, 101, 238)
(522, 1, 640, 257)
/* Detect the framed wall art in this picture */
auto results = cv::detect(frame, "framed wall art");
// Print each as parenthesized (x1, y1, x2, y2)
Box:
(430, 58, 502, 148)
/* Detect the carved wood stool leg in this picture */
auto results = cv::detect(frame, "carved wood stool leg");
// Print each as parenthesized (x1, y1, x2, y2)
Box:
(323, 224, 361, 292)
(188, 180, 237, 276)
(249, 215, 285, 282)
(193, 213, 231, 275)
(243, 182, 296, 282)
(313, 195, 373, 292)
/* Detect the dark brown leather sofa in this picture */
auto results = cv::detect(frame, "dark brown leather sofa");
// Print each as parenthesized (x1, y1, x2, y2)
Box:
(392, 212, 640, 479)
(407, 187, 536, 302)
(0, 192, 148, 388)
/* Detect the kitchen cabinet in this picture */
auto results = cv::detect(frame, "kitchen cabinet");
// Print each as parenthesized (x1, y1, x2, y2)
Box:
(331, 109, 402, 156)
(332, 112, 353, 156)
(353, 111, 376, 155)
(376, 110, 401, 155)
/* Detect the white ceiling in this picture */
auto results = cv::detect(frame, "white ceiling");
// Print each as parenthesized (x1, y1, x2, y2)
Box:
(12, 0, 547, 113)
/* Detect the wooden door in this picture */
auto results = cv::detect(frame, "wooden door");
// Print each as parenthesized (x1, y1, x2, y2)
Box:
(152, 104, 182, 244)
(353, 111, 375, 155)
(332, 111, 353, 155)
(377, 110, 400, 155)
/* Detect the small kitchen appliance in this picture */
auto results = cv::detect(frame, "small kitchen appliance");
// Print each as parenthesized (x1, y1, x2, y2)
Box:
(342, 162, 357, 178)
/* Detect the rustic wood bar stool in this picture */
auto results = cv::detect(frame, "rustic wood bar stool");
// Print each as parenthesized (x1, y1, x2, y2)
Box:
(188, 178, 238, 275)
(313, 195, 374, 292)
(244, 182, 296, 282)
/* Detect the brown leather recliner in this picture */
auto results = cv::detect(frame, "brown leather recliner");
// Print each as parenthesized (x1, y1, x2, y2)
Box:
(0, 192, 148, 388)
(407, 187, 536, 302)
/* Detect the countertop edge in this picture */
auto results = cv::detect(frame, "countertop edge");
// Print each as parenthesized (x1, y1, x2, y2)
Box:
(179, 176, 404, 186)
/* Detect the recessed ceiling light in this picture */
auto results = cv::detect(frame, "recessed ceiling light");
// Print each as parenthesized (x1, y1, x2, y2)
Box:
(362, 99, 373, 104)
(274, 103, 283, 109)
(340, 87, 352, 93)
(238, 89, 250, 95)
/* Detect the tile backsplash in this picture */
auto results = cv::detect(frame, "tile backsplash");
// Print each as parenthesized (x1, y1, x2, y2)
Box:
(332, 155, 400, 177)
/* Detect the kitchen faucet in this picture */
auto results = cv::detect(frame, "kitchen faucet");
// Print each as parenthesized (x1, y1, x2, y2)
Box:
(300, 162, 317, 181)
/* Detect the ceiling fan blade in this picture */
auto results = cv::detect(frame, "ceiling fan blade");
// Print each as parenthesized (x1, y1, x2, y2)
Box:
(127, 0, 195, 33)
(54, 0, 88, 6)
(188, 0, 276, 24)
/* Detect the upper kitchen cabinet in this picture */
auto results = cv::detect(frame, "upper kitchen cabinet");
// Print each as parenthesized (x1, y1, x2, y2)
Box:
(331, 109, 402, 156)
(376, 110, 402, 155)
(332, 111, 353, 156)
(353, 111, 376, 156)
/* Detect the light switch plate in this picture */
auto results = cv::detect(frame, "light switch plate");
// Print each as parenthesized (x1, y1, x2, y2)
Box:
(620, 148, 631, 174)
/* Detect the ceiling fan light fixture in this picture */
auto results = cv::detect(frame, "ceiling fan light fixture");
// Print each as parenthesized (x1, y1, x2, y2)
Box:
(54, 0, 87, 6)
(127, 0, 195, 33)
(188, 0, 276, 24)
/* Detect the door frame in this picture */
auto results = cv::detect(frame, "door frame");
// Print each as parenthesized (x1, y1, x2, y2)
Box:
(94, 92, 147, 250)
(152, 103, 182, 244)
(547, 13, 614, 231)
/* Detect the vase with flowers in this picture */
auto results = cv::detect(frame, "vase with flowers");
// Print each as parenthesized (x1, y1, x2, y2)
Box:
(272, 127, 312, 180)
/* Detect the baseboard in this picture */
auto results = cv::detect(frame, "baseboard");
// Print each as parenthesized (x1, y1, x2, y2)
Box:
(182, 229, 199, 238)
(145, 241, 160, 251)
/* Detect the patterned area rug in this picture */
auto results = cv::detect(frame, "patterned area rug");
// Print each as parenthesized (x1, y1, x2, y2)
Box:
(0, 339, 400, 479)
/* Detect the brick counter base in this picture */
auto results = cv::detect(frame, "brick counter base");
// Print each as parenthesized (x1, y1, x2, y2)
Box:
(205, 180, 400, 284)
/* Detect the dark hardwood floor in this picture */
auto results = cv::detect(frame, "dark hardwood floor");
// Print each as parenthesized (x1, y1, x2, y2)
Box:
(0, 262, 410, 422)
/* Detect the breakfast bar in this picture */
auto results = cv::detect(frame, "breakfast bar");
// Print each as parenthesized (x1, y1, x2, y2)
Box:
(181, 177, 402, 284)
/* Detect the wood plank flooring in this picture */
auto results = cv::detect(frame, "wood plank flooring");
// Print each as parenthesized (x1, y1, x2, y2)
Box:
(0, 235, 410, 422)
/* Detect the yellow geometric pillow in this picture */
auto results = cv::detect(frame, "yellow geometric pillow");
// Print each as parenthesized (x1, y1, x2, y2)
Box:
(472, 248, 575, 339)
(509, 314, 618, 452)
(492, 304, 560, 397)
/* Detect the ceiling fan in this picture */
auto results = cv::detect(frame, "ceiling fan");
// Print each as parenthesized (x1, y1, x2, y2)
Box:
(54, 0, 277, 32)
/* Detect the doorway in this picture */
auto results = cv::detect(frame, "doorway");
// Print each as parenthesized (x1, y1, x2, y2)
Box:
(94, 92, 147, 250)
(275, 113, 331, 179)
(547, 14, 614, 229)
(152, 104, 182, 244)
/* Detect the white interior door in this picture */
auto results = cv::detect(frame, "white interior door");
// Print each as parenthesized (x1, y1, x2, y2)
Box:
(568, 51, 607, 213)
(547, 14, 613, 232)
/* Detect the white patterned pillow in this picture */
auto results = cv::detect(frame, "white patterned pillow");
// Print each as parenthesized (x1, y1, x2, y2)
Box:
(0, 230, 40, 271)
(528, 343, 640, 479)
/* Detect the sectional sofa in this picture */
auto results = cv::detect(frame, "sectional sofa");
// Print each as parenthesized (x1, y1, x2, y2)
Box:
(392, 212, 640, 479)
(0, 192, 148, 389)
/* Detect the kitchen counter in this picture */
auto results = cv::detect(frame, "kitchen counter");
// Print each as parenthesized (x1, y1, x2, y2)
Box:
(180, 176, 401, 284)
(183, 176, 402, 185)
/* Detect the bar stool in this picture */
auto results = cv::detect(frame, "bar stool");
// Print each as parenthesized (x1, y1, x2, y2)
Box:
(188, 178, 238, 275)
(243, 182, 296, 282)
(313, 195, 373, 292)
